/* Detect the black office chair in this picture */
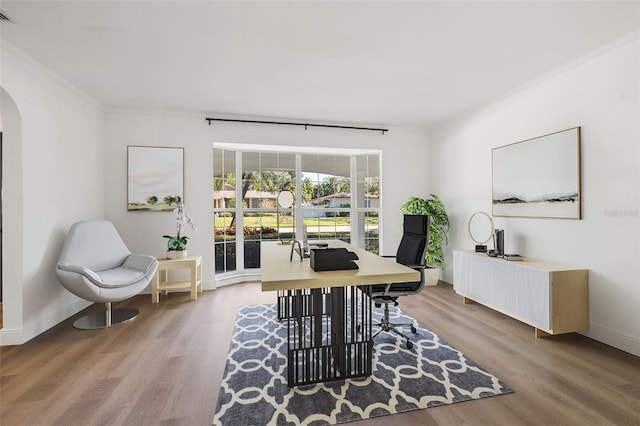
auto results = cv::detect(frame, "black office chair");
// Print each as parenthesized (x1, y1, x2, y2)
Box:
(370, 214, 430, 349)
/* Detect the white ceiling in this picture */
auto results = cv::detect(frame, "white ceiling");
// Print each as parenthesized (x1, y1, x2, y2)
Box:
(1, 1, 638, 129)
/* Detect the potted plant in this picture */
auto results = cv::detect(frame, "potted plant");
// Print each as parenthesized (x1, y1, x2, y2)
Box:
(400, 194, 450, 286)
(163, 200, 197, 259)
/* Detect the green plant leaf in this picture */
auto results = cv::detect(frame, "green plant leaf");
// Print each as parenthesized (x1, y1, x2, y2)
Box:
(163, 234, 189, 251)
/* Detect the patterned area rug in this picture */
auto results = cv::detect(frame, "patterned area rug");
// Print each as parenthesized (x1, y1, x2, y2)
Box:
(213, 303, 513, 425)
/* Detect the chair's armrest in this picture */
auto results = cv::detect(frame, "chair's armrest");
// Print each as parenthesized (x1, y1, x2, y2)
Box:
(123, 254, 158, 274)
(57, 263, 102, 284)
(404, 264, 426, 270)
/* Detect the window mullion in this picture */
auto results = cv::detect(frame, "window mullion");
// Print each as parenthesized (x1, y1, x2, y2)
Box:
(295, 153, 302, 241)
(235, 150, 244, 271)
(350, 155, 359, 245)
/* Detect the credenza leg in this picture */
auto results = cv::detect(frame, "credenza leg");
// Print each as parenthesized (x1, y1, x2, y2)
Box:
(535, 328, 552, 338)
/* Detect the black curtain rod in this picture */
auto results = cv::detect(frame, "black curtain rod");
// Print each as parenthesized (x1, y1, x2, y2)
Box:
(205, 117, 388, 134)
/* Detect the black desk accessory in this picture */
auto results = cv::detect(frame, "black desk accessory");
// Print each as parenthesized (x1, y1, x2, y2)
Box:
(310, 248, 359, 271)
(290, 240, 304, 261)
(290, 241, 332, 261)
(503, 254, 523, 261)
(494, 229, 504, 256)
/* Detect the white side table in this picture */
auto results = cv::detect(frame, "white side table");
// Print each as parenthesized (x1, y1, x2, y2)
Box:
(152, 256, 202, 303)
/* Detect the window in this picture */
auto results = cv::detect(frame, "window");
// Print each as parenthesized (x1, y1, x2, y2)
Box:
(213, 145, 381, 276)
(213, 149, 236, 272)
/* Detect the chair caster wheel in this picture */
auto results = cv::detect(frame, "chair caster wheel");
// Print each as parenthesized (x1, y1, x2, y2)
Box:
(406, 341, 413, 349)
(411, 326, 417, 333)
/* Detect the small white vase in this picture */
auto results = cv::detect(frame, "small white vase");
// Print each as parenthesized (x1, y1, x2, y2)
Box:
(167, 250, 187, 259)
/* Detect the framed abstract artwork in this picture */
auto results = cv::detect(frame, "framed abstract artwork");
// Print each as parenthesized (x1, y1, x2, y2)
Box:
(492, 127, 581, 219)
(127, 146, 184, 211)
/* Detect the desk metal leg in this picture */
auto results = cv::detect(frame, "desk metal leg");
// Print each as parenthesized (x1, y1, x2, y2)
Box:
(285, 285, 372, 387)
(331, 287, 346, 378)
(312, 288, 324, 349)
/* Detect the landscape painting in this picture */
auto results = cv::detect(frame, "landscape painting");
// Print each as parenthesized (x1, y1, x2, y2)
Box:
(492, 127, 581, 219)
(128, 146, 184, 211)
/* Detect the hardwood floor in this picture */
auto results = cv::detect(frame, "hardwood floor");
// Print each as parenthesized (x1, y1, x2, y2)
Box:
(1, 281, 639, 425)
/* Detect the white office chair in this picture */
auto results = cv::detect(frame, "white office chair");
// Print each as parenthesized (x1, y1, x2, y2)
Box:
(56, 220, 158, 329)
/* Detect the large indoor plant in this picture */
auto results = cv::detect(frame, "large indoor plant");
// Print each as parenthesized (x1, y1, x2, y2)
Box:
(163, 200, 197, 259)
(400, 194, 450, 285)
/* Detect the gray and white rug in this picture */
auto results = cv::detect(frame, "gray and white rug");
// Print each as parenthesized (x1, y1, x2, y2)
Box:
(213, 303, 513, 425)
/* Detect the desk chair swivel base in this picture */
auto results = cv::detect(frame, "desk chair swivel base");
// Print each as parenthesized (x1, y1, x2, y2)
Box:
(373, 300, 418, 349)
(73, 302, 138, 329)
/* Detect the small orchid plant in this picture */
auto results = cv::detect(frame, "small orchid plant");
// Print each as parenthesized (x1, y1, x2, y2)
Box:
(163, 200, 197, 251)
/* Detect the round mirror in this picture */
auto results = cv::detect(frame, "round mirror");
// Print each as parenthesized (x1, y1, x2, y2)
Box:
(468, 211, 494, 245)
(277, 190, 294, 208)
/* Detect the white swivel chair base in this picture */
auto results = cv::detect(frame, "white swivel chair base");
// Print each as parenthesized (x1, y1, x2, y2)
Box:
(73, 302, 138, 329)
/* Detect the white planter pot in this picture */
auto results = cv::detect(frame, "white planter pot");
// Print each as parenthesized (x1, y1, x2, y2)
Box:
(167, 250, 187, 259)
(424, 268, 440, 286)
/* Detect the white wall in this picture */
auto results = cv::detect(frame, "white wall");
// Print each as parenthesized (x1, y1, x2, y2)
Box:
(103, 110, 430, 289)
(2, 25, 636, 358)
(0, 42, 105, 345)
(429, 32, 640, 356)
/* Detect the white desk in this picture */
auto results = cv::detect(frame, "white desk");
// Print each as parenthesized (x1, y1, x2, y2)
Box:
(261, 240, 419, 386)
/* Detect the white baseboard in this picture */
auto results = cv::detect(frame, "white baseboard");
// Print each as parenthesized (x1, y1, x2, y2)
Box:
(0, 298, 91, 346)
(214, 271, 261, 287)
(582, 322, 640, 358)
(0, 328, 24, 346)
(201, 278, 217, 291)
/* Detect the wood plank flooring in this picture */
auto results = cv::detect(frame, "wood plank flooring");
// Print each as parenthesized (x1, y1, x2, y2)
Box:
(1, 281, 639, 425)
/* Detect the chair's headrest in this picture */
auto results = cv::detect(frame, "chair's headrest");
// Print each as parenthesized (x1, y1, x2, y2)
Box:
(404, 215, 430, 235)
(396, 215, 430, 267)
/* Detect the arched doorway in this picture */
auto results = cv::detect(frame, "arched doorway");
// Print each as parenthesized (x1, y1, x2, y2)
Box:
(0, 88, 23, 338)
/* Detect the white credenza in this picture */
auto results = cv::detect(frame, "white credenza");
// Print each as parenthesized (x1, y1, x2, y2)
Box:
(453, 250, 588, 337)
